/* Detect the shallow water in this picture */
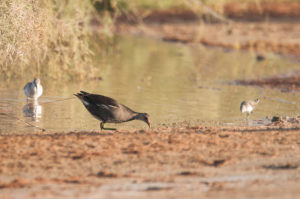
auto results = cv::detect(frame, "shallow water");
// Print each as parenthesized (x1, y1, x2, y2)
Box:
(1, 36, 300, 133)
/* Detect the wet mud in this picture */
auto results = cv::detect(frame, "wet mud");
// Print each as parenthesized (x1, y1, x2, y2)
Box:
(236, 73, 300, 91)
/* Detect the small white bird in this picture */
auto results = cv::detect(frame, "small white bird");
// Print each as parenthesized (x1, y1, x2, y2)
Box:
(24, 78, 43, 100)
(240, 99, 260, 116)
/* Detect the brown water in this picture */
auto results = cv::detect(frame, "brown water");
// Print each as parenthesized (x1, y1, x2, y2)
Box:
(1, 36, 300, 133)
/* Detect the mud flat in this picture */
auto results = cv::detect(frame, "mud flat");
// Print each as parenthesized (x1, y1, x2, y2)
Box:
(1, 123, 300, 199)
(111, 2, 300, 56)
(237, 73, 300, 91)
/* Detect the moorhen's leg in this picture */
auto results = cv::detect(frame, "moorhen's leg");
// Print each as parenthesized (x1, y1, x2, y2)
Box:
(100, 122, 116, 131)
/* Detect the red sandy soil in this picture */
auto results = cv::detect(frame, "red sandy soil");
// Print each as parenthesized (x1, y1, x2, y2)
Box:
(1, 122, 300, 198)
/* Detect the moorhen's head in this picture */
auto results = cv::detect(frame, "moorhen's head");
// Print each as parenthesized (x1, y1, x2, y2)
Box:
(136, 113, 151, 128)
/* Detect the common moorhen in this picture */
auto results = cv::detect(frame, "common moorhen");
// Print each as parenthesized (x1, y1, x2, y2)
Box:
(74, 91, 151, 130)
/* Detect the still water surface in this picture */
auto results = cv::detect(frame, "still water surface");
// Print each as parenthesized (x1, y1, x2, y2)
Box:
(1, 36, 300, 133)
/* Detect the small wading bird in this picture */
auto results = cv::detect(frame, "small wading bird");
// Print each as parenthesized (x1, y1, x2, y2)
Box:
(74, 91, 151, 130)
(24, 78, 43, 100)
(240, 98, 260, 117)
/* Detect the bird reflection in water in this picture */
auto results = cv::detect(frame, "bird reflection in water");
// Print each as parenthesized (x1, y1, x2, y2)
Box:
(23, 100, 42, 121)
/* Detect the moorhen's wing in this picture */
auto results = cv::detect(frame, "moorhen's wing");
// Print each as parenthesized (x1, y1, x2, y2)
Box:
(81, 92, 121, 122)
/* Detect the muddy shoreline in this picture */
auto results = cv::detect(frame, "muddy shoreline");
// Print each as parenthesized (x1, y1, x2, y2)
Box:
(1, 124, 300, 198)
(110, 2, 300, 56)
(2, 105, 300, 199)
(236, 73, 300, 91)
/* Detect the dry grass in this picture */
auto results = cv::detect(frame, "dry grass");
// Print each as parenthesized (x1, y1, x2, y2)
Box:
(0, 0, 95, 81)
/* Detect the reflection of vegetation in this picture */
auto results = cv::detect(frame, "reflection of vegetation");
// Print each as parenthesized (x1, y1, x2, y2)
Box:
(0, 0, 94, 80)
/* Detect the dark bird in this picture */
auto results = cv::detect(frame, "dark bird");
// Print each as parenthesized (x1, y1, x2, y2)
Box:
(256, 54, 265, 61)
(74, 91, 151, 130)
